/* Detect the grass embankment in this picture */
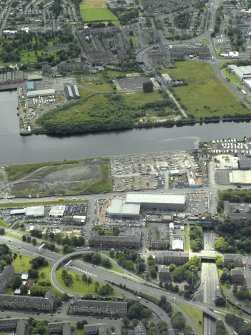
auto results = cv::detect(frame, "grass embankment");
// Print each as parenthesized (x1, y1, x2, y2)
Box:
(55, 268, 120, 296)
(178, 303, 203, 335)
(165, 61, 249, 118)
(86, 163, 112, 193)
(80, 0, 119, 25)
(0, 219, 9, 227)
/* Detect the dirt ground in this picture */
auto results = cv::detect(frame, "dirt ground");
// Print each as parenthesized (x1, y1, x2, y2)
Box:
(9, 160, 106, 197)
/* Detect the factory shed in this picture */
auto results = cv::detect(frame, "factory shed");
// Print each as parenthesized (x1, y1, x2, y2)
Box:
(27, 89, 55, 98)
(25, 206, 45, 217)
(49, 205, 65, 217)
(10, 209, 26, 215)
(126, 193, 186, 210)
(229, 170, 251, 184)
(107, 198, 140, 217)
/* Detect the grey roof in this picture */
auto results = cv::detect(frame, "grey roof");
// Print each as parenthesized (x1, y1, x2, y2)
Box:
(126, 193, 186, 205)
(107, 198, 140, 216)
(25, 206, 45, 217)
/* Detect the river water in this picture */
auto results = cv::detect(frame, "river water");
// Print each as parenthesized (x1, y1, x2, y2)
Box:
(0, 91, 251, 165)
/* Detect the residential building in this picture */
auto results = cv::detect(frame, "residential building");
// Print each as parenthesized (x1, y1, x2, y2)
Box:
(158, 265, 171, 283)
(84, 323, 111, 335)
(224, 254, 243, 268)
(70, 300, 127, 316)
(0, 291, 55, 312)
(0, 265, 14, 293)
(88, 235, 141, 249)
(155, 251, 189, 265)
(231, 268, 245, 284)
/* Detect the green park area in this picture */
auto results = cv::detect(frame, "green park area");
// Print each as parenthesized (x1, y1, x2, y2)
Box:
(80, 0, 119, 25)
(0, 31, 80, 65)
(164, 61, 249, 119)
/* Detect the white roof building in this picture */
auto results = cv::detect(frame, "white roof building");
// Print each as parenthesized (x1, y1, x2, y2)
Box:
(171, 239, 184, 251)
(107, 198, 140, 217)
(27, 89, 55, 98)
(126, 193, 186, 210)
(229, 65, 251, 80)
(229, 170, 251, 184)
(25, 206, 45, 217)
(49, 205, 66, 217)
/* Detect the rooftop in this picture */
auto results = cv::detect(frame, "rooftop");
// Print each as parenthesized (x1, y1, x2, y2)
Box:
(126, 193, 186, 205)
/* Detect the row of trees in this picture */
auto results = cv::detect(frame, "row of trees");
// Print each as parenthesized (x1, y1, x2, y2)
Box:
(83, 252, 112, 269)
(189, 226, 203, 252)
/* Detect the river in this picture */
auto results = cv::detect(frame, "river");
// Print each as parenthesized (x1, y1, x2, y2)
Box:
(0, 91, 250, 165)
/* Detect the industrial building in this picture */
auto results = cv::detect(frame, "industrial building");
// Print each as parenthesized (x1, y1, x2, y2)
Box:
(49, 205, 66, 217)
(107, 198, 140, 217)
(126, 193, 186, 210)
(107, 193, 186, 217)
(229, 170, 251, 185)
(64, 84, 80, 100)
(228, 65, 251, 80)
(27, 89, 55, 98)
(10, 206, 45, 217)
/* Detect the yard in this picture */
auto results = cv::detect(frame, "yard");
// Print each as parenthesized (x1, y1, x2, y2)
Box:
(165, 61, 249, 118)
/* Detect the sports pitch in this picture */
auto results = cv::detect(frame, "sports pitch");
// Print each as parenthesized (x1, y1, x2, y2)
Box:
(80, 0, 119, 24)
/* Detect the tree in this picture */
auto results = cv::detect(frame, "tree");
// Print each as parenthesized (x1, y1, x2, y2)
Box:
(11, 275, 22, 290)
(215, 296, 226, 307)
(143, 81, 153, 93)
(239, 323, 251, 335)
(28, 269, 39, 279)
(102, 258, 112, 269)
(0, 228, 5, 235)
(172, 312, 185, 330)
(20, 284, 28, 295)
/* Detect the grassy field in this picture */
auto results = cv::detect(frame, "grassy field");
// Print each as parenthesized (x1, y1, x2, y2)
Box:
(165, 61, 249, 118)
(185, 224, 190, 251)
(178, 303, 203, 335)
(80, 0, 119, 25)
(5, 231, 22, 240)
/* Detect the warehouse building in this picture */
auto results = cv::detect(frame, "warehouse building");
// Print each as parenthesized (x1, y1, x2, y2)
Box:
(49, 205, 66, 217)
(107, 193, 186, 217)
(107, 198, 140, 217)
(10, 206, 45, 217)
(229, 170, 251, 185)
(228, 65, 251, 80)
(64, 84, 80, 100)
(27, 89, 55, 98)
(126, 193, 186, 211)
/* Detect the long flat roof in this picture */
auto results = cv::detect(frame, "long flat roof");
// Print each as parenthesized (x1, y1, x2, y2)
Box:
(126, 193, 186, 205)
(107, 198, 140, 216)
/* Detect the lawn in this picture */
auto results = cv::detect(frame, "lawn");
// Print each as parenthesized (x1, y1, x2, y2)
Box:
(5, 231, 22, 240)
(12, 254, 32, 273)
(222, 68, 242, 88)
(80, 0, 119, 24)
(165, 61, 249, 118)
(178, 303, 203, 335)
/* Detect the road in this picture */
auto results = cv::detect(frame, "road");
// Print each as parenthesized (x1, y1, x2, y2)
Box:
(202, 263, 220, 335)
